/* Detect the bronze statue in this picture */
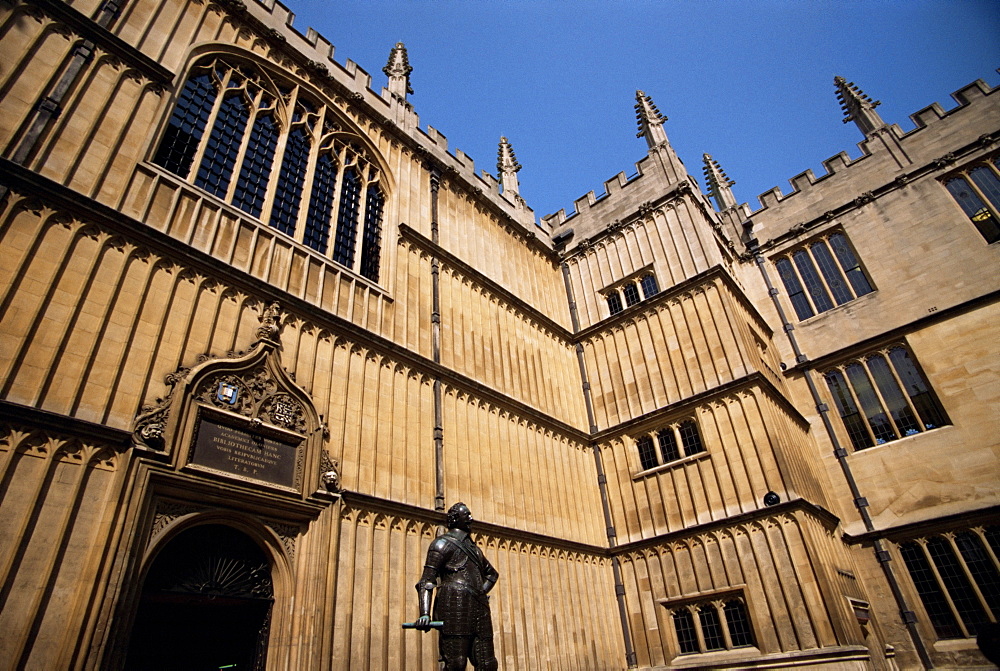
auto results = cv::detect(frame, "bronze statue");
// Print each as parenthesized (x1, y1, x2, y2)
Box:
(414, 502, 499, 670)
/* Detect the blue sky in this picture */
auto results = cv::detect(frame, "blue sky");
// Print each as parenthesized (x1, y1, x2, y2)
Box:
(285, 0, 1000, 220)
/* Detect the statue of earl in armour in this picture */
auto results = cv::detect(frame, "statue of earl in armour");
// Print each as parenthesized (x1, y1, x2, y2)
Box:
(415, 502, 499, 670)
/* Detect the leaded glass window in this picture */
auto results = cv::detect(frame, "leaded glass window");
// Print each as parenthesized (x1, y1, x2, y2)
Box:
(640, 273, 659, 298)
(622, 282, 641, 307)
(824, 345, 947, 450)
(332, 167, 361, 267)
(304, 154, 337, 253)
(153, 72, 217, 176)
(607, 292, 623, 316)
(673, 609, 699, 654)
(668, 595, 756, 656)
(602, 271, 660, 320)
(944, 158, 1000, 243)
(774, 231, 874, 321)
(360, 185, 385, 281)
(636, 435, 658, 471)
(724, 600, 755, 647)
(657, 428, 679, 462)
(151, 56, 388, 281)
(899, 527, 1000, 640)
(635, 419, 706, 471)
(270, 125, 311, 236)
(232, 110, 278, 217)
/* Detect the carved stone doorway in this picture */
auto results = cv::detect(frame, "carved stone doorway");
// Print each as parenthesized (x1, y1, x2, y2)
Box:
(124, 524, 274, 671)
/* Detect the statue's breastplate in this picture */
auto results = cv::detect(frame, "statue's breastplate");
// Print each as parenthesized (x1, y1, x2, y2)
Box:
(441, 537, 484, 592)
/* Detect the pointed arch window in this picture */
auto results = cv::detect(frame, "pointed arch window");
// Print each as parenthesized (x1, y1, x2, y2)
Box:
(152, 56, 389, 282)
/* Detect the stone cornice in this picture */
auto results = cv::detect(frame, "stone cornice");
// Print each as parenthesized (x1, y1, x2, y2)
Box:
(612, 498, 841, 557)
(749, 130, 1000, 256)
(341, 492, 610, 556)
(591, 371, 811, 442)
(842, 504, 1000, 545)
(0, 399, 131, 448)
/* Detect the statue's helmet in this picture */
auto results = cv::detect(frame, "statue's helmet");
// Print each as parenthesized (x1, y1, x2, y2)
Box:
(446, 502, 473, 529)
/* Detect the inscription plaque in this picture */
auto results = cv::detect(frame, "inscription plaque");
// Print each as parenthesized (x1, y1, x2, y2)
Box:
(191, 408, 302, 489)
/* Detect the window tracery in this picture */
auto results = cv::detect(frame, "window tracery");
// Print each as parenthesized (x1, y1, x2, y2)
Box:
(153, 56, 387, 282)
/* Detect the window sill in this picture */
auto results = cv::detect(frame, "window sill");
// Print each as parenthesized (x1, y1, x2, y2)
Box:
(795, 290, 878, 326)
(632, 450, 710, 480)
(849, 424, 953, 454)
(669, 646, 762, 668)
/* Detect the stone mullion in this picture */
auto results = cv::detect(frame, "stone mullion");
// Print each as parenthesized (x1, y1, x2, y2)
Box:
(971, 526, 1000, 572)
(882, 347, 930, 431)
(860, 354, 903, 440)
(223, 85, 265, 204)
(836, 363, 879, 448)
(942, 532, 994, 621)
(188, 63, 229, 182)
(782, 251, 817, 316)
(915, 538, 970, 638)
(256, 86, 297, 230)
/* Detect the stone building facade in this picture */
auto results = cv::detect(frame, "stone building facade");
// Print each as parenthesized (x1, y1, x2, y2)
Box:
(0, 0, 997, 669)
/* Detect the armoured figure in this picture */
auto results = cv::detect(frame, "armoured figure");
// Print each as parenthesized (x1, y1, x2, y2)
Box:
(415, 503, 499, 670)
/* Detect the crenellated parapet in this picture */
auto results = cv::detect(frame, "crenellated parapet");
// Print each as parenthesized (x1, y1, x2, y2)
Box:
(744, 77, 999, 247)
(193, 0, 544, 238)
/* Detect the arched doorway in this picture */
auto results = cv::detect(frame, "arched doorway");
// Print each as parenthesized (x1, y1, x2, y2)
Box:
(124, 524, 274, 671)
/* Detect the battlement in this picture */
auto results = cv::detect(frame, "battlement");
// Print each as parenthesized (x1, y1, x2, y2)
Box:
(244, 0, 539, 238)
(748, 77, 998, 218)
(542, 151, 694, 242)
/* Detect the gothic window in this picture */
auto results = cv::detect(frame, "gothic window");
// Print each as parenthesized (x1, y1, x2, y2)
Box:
(602, 269, 660, 318)
(622, 282, 641, 307)
(944, 157, 1000, 243)
(640, 273, 659, 298)
(634, 418, 706, 472)
(666, 596, 756, 656)
(606, 292, 624, 316)
(152, 73, 216, 176)
(152, 56, 388, 282)
(823, 345, 947, 451)
(898, 527, 1000, 640)
(774, 232, 873, 320)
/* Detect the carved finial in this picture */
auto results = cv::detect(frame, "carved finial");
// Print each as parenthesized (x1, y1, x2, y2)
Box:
(703, 153, 738, 211)
(255, 301, 283, 343)
(497, 136, 521, 195)
(635, 90, 669, 149)
(834, 75, 886, 138)
(383, 41, 413, 99)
